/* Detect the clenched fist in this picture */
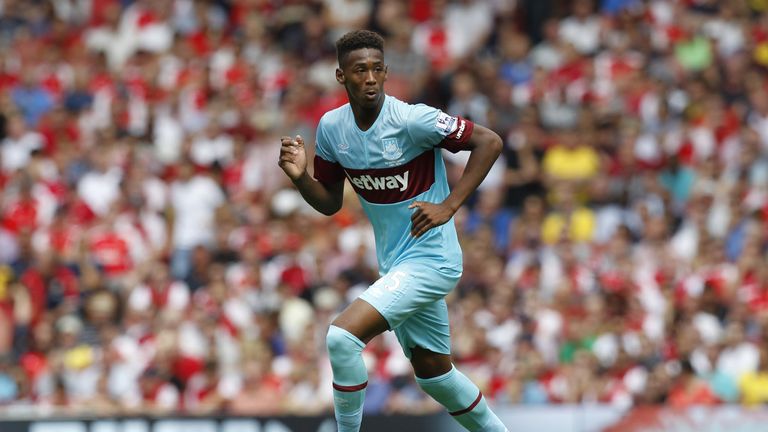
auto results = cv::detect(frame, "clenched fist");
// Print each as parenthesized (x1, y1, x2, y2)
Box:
(279, 135, 307, 181)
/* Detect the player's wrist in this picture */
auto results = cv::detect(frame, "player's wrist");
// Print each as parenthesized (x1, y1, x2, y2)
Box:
(290, 170, 310, 184)
(443, 197, 461, 214)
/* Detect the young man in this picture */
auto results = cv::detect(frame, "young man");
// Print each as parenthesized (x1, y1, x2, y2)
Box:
(278, 30, 508, 432)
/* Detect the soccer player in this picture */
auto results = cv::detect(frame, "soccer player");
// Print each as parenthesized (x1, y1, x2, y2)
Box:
(278, 30, 508, 432)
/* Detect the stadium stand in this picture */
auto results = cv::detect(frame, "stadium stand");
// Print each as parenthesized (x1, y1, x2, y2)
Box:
(1, 0, 768, 417)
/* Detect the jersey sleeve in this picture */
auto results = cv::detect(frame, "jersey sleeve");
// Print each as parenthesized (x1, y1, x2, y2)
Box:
(313, 122, 346, 185)
(406, 103, 475, 153)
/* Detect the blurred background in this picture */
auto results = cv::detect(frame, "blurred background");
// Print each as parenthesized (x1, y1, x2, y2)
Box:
(1, 0, 768, 430)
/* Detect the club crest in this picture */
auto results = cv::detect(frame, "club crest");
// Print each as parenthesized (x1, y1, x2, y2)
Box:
(381, 138, 402, 161)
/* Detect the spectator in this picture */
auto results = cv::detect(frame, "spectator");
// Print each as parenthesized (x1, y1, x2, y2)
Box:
(667, 360, 720, 408)
(558, 0, 602, 56)
(168, 159, 225, 279)
(11, 71, 53, 127)
(542, 128, 600, 186)
(738, 347, 768, 405)
(1, 113, 44, 174)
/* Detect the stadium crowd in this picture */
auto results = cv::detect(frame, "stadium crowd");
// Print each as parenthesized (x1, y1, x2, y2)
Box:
(2, 0, 768, 417)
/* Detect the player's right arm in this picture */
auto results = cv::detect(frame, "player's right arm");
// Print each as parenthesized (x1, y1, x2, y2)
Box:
(279, 135, 344, 216)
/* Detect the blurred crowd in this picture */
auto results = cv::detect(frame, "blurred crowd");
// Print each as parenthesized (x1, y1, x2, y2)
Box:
(2, 0, 768, 418)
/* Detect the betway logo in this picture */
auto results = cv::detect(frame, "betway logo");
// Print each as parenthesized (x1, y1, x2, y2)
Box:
(347, 171, 409, 191)
(342, 150, 433, 203)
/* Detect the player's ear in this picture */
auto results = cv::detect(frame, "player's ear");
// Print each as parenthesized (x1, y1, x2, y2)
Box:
(384, 64, 389, 81)
(336, 68, 345, 85)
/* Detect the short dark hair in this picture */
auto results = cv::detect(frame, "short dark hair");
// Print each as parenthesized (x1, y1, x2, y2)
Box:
(336, 30, 384, 66)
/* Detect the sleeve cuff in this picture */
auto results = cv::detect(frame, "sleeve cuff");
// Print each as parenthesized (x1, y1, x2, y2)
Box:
(313, 155, 346, 184)
(437, 117, 474, 153)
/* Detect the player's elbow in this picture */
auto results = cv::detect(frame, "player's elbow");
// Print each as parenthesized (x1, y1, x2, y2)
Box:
(488, 132, 503, 158)
(318, 205, 341, 216)
(318, 199, 343, 216)
(479, 130, 503, 159)
(472, 125, 503, 158)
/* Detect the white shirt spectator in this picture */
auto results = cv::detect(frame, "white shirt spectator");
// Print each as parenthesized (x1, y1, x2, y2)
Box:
(324, 0, 373, 40)
(114, 212, 153, 266)
(670, 221, 699, 263)
(32, 182, 58, 228)
(717, 342, 760, 379)
(530, 41, 564, 71)
(77, 167, 123, 216)
(559, 16, 602, 55)
(692, 312, 723, 346)
(142, 176, 169, 214)
(51, 0, 92, 25)
(153, 109, 185, 164)
(0, 228, 18, 263)
(85, 3, 173, 70)
(107, 335, 148, 407)
(128, 281, 190, 313)
(1, 132, 43, 173)
(179, 86, 209, 134)
(85, 24, 135, 71)
(62, 362, 102, 402)
(171, 0, 199, 35)
(242, 139, 284, 196)
(140, 209, 168, 253)
(157, 53, 184, 90)
(535, 308, 563, 364)
(748, 109, 768, 151)
(210, 47, 237, 90)
(593, 333, 619, 367)
(170, 175, 225, 249)
(444, 0, 494, 59)
(703, 17, 745, 57)
(178, 320, 209, 359)
(190, 132, 234, 167)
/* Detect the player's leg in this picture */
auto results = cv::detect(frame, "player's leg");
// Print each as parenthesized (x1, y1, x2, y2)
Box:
(396, 299, 508, 432)
(327, 264, 434, 431)
(327, 298, 389, 432)
(411, 348, 508, 431)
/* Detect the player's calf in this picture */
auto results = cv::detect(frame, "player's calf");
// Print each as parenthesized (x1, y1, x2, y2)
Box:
(326, 325, 368, 432)
(416, 365, 508, 431)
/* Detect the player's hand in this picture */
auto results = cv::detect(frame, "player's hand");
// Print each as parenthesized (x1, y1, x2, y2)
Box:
(279, 135, 307, 181)
(408, 201, 455, 238)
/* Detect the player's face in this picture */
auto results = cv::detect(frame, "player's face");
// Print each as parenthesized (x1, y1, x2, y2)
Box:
(337, 48, 387, 109)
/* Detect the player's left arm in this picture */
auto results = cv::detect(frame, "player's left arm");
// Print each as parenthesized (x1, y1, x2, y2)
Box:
(409, 124, 502, 237)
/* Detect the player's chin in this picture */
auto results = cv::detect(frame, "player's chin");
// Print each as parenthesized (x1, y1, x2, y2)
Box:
(359, 93, 380, 106)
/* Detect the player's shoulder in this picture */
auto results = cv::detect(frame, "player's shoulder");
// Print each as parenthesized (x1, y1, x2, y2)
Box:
(318, 103, 352, 131)
(394, 97, 441, 122)
(384, 95, 426, 124)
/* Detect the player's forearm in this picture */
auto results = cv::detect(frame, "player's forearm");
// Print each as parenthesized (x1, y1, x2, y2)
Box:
(443, 128, 503, 212)
(292, 171, 343, 216)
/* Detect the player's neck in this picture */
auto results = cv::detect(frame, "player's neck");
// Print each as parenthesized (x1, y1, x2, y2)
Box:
(350, 95, 385, 132)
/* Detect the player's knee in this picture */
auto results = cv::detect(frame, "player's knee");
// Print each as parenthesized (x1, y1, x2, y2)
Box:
(411, 347, 453, 378)
(325, 325, 346, 354)
(326, 325, 365, 364)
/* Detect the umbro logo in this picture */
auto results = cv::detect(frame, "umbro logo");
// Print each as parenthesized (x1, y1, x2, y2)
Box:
(455, 119, 466, 139)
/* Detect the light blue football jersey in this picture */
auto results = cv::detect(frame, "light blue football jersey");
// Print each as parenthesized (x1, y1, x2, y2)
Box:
(312, 95, 474, 275)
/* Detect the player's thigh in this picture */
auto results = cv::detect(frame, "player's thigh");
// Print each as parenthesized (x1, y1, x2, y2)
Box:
(331, 298, 390, 344)
(394, 298, 452, 361)
(358, 262, 459, 332)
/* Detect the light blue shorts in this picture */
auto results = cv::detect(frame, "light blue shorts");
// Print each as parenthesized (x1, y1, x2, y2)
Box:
(358, 261, 461, 359)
